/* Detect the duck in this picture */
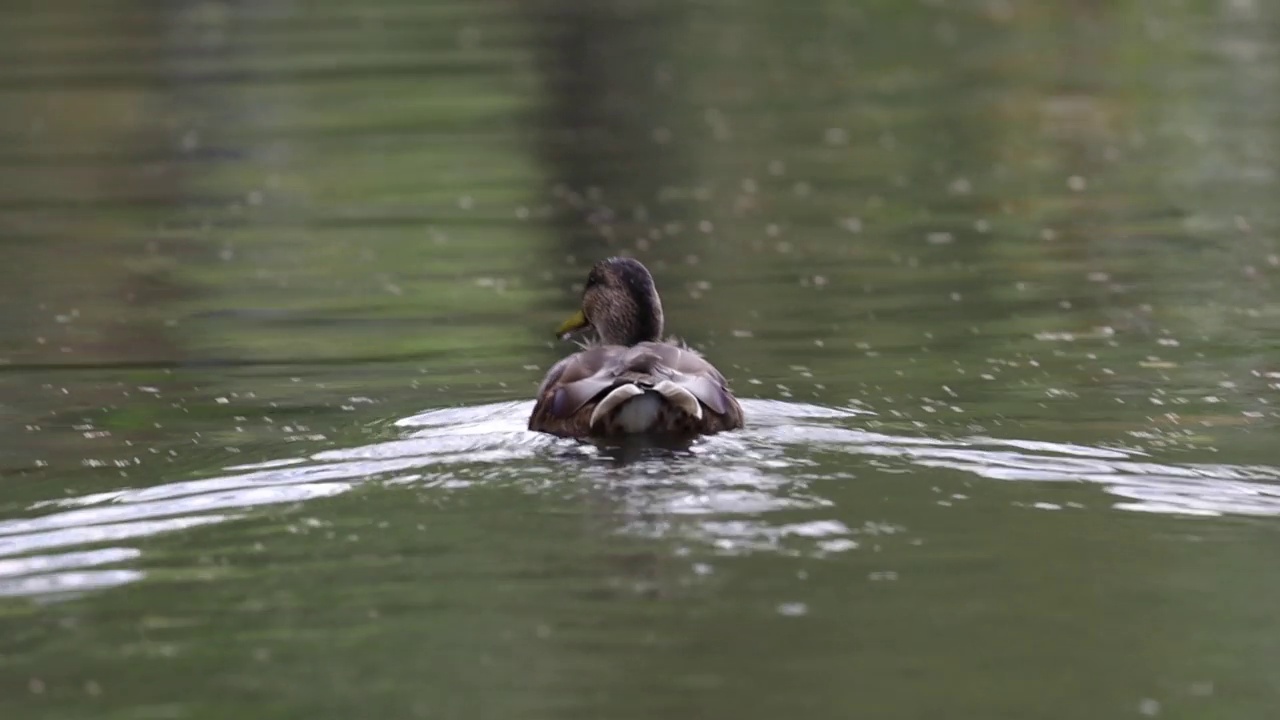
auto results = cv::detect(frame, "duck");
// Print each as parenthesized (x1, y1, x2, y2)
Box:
(528, 257, 744, 439)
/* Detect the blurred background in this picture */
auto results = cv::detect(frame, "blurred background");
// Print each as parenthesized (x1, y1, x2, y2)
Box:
(1, 0, 1278, 718)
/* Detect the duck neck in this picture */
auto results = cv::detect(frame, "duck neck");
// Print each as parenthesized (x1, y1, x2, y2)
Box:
(624, 285, 663, 345)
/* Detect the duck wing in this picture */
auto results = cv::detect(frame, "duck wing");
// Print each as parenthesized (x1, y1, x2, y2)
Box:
(529, 346, 620, 425)
(629, 342, 737, 417)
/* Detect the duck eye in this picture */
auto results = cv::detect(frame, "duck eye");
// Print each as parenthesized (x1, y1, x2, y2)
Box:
(585, 274, 600, 289)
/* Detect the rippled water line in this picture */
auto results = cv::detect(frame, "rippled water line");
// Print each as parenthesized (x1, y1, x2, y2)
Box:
(0, 547, 140, 578)
(0, 570, 147, 599)
(0, 515, 234, 558)
(0, 547, 145, 599)
(0, 483, 354, 539)
(753, 421, 1280, 516)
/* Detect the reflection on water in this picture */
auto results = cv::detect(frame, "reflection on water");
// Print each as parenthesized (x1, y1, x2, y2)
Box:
(2, 0, 1279, 717)
(5, 399, 1278, 599)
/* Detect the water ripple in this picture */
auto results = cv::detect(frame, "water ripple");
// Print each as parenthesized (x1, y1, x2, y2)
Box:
(1, 398, 1277, 599)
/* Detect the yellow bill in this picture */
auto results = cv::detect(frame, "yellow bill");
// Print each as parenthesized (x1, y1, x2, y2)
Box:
(556, 309, 589, 339)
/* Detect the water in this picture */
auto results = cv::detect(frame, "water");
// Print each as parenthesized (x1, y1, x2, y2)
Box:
(2, 0, 1279, 718)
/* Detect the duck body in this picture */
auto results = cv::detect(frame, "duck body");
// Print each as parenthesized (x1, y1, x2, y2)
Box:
(530, 340, 744, 438)
(528, 257, 744, 440)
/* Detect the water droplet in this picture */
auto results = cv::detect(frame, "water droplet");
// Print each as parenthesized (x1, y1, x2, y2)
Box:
(776, 602, 808, 616)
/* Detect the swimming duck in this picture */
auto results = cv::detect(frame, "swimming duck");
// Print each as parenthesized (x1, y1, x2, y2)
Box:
(528, 257, 744, 439)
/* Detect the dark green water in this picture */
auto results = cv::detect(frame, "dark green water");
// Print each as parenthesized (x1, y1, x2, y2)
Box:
(2, 1, 1279, 718)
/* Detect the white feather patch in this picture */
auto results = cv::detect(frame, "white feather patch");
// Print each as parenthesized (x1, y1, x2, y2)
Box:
(589, 384, 646, 428)
(652, 380, 703, 420)
(614, 394, 662, 433)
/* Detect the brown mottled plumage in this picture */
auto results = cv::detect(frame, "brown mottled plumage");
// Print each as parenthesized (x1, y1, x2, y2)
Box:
(529, 258, 744, 439)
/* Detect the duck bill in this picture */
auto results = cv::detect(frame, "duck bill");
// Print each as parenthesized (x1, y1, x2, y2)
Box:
(555, 310, 590, 340)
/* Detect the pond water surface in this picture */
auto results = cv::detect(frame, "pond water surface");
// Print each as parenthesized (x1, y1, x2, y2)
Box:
(2, 1, 1279, 719)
